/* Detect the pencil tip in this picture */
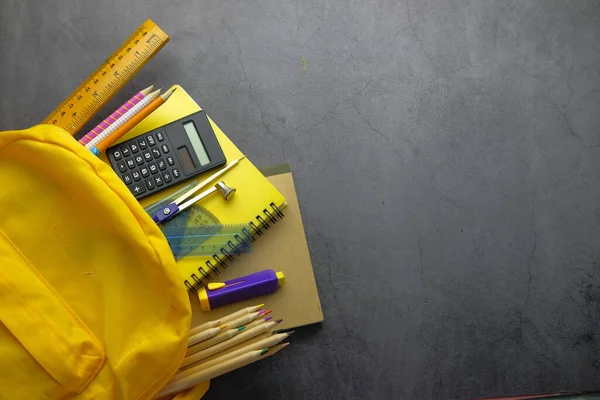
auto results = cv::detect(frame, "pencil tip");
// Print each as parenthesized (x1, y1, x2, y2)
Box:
(255, 303, 265, 309)
(220, 324, 228, 330)
(281, 342, 290, 348)
(260, 348, 269, 356)
(264, 316, 273, 322)
(238, 325, 246, 331)
(286, 330, 295, 337)
(275, 319, 283, 324)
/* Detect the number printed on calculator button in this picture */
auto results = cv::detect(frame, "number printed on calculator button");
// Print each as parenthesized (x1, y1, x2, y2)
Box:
(140, 167, 149, 178)
(126, 159, 135, 169)
(132, 170, 141, 181)
(130, 143, 139, 153)
(113, 150, 122, 160)
(138, 138, 148, 150)
(135, 155, 144, 166)
(143, 152, 152, 162)
(149, 163, 158, 174)
(122, 147, 131, 157)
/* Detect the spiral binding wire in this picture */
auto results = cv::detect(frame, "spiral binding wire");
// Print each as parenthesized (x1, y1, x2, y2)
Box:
(184, 202, 285, 292)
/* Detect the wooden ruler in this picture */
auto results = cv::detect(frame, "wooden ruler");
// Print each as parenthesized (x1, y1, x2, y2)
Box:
(43, 19, 169, 135)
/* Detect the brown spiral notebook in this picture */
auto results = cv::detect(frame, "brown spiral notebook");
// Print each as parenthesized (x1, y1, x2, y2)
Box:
(190, 164, 324, 331)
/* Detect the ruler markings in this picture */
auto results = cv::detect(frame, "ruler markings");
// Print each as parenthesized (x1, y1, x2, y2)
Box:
(43, 19, 169, 135)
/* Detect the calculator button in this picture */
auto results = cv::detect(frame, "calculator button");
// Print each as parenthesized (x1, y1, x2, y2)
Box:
(145, 179, 155, 190)
(147, 135, 156, 146)
(143, 152, 152, 162)
(130, 143, 139, 153)
(112, 150, 122, 160)
(149, 163, 158, 174)
(157, 160, 167, 171)
(166, 156, 175, 166)
(132, 170, 141, 181)
(138, 138, 148, 150)
(172, 168, 180, 179)
(156, 132, 165, 141)
(161, 144, 169, 154)
(117, 161, 127, 173)
(154, 176, 164, 187)
(140, 167, 149, 178)
(152, 148, 161, 159)
(126, 159, 135, 170)
(135, 155, 144, 166)
(163, 172, 172, 183)
(122, 147, 131, 157)
(122, 173, 132, 185)
(132, 183, 146, 195)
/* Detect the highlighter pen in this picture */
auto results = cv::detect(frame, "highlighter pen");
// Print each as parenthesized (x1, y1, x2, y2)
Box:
(198, 269, 285, 311)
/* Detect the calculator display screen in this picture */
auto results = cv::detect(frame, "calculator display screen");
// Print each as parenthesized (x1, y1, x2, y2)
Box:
(183, 121, 211, 166)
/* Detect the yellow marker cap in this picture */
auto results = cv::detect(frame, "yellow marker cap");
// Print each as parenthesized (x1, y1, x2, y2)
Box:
(198, 288, 211, 311)
(207, 282, 226, 291)
(276, 271, 285, 286)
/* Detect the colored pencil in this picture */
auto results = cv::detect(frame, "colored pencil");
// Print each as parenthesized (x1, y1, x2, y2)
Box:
(186, 326, 246, 355)
(84, 88, 161, 150)
(244, 315, 272, 330)
(187, 304, 263, 337)
(188, 320, 222, 337)
(219, 304, 265, 325)
(224, 310, 269, 330)
(181, 319, 282, 368)
(94, 87, 175, 152)
(79, 85, 154, 145)
(158, 344, 289, 398)
(174, 331, 293, 380)
(187, 326, 226, 347)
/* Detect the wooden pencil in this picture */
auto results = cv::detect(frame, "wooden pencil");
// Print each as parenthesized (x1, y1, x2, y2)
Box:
(80, 85, 154, 145)
(158, 344, 289, 398)
(244, 315, 272, 330)
(180, 319, 282, 368)
(219, 304, 265, 325)
(188, 320, 223, 337)
(84, 88, 161, 150)
(173, 331, 293, 380)
(224, 310, 270, 329)
(187, 326, 226, 347)
(95, 87, 176, 152)
(186, 326, 246, 355)
(187, 304, 263, 337)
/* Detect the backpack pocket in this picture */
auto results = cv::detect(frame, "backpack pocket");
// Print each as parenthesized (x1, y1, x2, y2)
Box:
(0, 228, 106, 399)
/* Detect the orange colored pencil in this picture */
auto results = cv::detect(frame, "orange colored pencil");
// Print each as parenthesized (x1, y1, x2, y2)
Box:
(95, 87, 176, 152)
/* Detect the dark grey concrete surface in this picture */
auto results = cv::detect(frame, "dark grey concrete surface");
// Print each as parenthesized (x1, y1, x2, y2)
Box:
(2, 1, 600, 398)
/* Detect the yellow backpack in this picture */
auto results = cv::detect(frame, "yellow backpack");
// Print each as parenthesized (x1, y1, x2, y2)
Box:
(0, 125, 192, 399)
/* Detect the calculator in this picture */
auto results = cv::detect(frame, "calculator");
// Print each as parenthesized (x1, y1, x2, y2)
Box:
(107, 111, 226, 199)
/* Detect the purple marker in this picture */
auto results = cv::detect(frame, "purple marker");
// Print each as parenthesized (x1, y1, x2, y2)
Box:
(198, 269, 285, 311)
